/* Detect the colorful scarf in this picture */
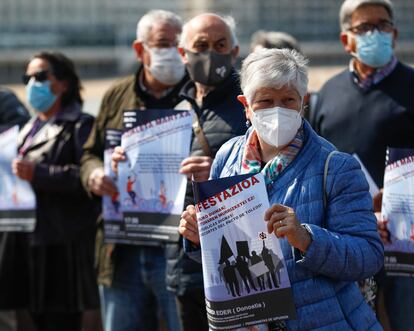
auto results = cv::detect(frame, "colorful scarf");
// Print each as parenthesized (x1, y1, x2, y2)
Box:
(241, 125, 304, 185)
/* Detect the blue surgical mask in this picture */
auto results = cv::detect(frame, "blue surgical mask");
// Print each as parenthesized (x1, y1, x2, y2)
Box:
(26, 79, 57, 113)
(354, 30, 393, 68)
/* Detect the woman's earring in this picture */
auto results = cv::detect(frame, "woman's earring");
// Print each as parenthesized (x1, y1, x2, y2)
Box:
(245, 119, 251, 128)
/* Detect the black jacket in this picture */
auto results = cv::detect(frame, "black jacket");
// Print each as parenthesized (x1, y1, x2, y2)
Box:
(309, 61, 414, 187)
(166, 69, 247, 296)
(18, 103, 98, 245)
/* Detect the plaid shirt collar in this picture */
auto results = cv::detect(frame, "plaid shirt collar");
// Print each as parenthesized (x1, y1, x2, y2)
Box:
(350, 56, 398, 90)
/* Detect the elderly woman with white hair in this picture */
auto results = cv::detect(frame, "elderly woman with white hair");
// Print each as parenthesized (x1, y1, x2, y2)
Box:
(179, 48, 384, 330)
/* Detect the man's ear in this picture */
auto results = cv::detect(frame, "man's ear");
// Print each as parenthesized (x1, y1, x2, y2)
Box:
(231, 45, 240, 60)
(132, 41, 144, 61)
(392, 28, 399, 49)
(340, 32, 353, 54)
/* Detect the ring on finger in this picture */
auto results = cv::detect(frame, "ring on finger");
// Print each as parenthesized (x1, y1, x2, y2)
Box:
(279, 220, 283, 226)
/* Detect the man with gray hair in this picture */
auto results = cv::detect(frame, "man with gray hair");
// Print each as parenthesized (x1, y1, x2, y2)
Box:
(164, 13, 246, 331)
(309, 1, 414, 330)
(80, 9, 187, 331)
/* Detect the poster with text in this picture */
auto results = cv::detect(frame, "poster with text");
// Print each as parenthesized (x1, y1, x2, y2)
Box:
(0, 126, 36, 231)
(382, 147, 414, 277)
(193, 173, 296, 330)
(118, 109, 192, 243)
(102, 129, 128, 243)
(353, 153, 379, 198)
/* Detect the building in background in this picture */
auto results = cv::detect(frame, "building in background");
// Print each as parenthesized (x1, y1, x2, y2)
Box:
(0, 0, 413, 82)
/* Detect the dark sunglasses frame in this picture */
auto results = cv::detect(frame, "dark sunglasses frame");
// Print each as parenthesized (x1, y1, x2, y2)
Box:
(348, 21, 394, 35)
(22, 70, 49, 85)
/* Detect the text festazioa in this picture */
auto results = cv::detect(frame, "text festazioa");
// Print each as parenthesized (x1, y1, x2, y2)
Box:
(196, 175, 260, 212)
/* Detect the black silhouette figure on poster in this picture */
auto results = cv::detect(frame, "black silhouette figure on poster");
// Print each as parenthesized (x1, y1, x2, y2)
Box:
(250, 251, 265, 290)
(236, 255, 258, 293)
(223, 259, 241, 297)
(218, 262, 231, 295)
(261, 242, 280, 289)
(271, 250, 283, 287)
(217, 235, 284, 298)
(126, 175, 137, 205)
(219, 235, 234, 264)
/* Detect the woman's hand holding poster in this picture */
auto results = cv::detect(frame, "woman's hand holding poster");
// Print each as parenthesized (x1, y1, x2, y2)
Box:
(193, 173, 296, 330)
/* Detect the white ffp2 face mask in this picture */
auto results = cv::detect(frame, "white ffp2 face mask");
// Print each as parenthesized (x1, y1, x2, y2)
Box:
(250, 106, 302, 147)
(146, 46, 186, 85)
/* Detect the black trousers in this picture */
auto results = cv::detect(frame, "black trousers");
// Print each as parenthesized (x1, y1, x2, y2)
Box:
(176, 288, 209, 331)
(31, 312, 82, 331)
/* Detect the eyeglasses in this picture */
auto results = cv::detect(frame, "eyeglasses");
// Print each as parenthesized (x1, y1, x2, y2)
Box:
(348, 21, 394, 35)
(22, 70, 49, 85)
(145, 40, 179, 49)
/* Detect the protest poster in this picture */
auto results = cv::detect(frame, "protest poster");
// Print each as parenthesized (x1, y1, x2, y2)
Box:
(382, 147, 414, 277)
(117, 109, 192, 243)
(0, 126, 36, 231)
(352, 153, 379, 198)
(193, 173, 296, 330)
(102, 129, 128, 243)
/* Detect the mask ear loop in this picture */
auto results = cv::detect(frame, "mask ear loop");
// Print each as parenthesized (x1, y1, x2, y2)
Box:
(298, 106, 304, 117)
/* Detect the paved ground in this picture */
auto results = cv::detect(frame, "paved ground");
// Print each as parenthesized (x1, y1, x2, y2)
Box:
(5, 65, 345, 116)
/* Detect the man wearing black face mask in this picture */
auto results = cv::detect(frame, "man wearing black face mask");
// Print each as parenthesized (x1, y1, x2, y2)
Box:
(164, 13, 246, 331)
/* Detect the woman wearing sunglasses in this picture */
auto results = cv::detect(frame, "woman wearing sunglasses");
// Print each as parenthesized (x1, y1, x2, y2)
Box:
(9, 52, 100, 331)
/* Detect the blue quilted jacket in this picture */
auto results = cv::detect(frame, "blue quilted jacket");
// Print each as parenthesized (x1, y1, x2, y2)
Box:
(195, 121, 384, 330)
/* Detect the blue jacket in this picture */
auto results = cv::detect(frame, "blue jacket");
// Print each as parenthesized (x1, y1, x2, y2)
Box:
(188, 121, 384, 330)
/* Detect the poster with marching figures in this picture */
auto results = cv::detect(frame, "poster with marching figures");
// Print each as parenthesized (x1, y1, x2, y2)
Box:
(117, 109, 192, 243)
(382, 147, 414, 277)
(102, 129, 127, 243)
(0, 126, 36, 232)
(192, 173, 296, 330)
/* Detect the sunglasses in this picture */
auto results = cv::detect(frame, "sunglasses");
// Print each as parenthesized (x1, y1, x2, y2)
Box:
(22, 70, 49, 85)
(348, 21, 394, 35)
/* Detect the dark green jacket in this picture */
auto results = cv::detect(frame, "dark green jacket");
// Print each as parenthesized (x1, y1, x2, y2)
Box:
(80, 66, 188, 286)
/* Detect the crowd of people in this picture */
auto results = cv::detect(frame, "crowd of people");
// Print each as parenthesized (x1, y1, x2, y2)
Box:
(0, 0, 413, 330)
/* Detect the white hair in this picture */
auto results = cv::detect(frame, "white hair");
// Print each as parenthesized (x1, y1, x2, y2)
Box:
(136, 10, 182, 42)
(240, 48, 309, 104)
(339, 0, 394, 31)
(179, 13, 239, 48)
